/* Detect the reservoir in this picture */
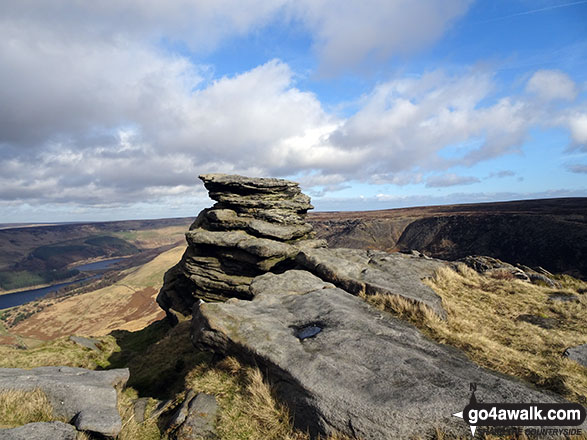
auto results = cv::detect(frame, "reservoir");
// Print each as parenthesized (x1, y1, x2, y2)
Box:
(0, 257, 126, 310)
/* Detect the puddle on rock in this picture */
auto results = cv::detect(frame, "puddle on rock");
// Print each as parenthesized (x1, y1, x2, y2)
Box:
(294, 323, 323, 340)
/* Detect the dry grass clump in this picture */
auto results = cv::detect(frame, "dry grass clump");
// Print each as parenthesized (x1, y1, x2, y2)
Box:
(366, 264, 587, 403)
(185, 356, 305, 440)
(0, 335, 118, 369)
(185, 356, 352, 440)
(0, 388, 60, 428)
(117, 388, 165, 440)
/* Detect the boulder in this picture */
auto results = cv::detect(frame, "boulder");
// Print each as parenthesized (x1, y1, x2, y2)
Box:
(69, 335, 100, 352)
(296, 247, 447, 319)
(173, 393, 218, 440)
(168, 390, 196, 431)
(566, 344, 587, 368)
(0, 367, 129, 437)
(192, 275, 567, 440)
(0, 422, 77, 440)
(515, 314, 559, 329)
(133, 397, 150, 424)
(460, 255, 530, 281)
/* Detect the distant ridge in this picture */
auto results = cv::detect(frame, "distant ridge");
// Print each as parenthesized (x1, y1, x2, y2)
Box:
(309, 197, 587, 279)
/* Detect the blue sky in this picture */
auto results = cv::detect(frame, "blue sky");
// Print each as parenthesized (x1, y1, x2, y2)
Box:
(0, 0, 586, 222)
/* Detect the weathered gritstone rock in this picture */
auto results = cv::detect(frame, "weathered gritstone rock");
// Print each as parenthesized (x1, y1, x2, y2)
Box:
(192, 274, 570, 440)
(200, 173, 313, 223)
(0, 422, 77, 440)
(172, 393, 218, 440)
(297, 247, 447, 319)
(566, 344, 587, 367)
(157, 174, 323, 318)
(0, 367, 129, 437)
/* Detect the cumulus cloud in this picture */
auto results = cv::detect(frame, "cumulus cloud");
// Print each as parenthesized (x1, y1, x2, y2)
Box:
(327, 70, 533, 176)
(568, 113, 587, 150)
(0, 0, 470, 75)
(526, 69, 578, 101)
(425, 173, 480, 188)
(0, 58, 335, 205)
(0, 0, 585, 219)
(291, 0, 471, 73)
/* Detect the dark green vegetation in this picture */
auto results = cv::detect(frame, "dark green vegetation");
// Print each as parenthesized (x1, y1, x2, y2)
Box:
(309, 197, 587, 279)
(0, 269, 79, 291)
(0, 217, 193, 291)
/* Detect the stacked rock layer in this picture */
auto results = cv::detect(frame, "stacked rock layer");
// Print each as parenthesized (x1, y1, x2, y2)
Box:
(157, 173, 326, 318)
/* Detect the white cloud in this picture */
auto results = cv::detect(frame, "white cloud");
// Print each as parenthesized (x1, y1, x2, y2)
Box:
(327, 70, 532, 175)
(0, 57, 336, 205)
(526, 69, 578, 101)
(0, 1, 585, 218)
(425, 173, 480, 188)
(568, 113, 587, 148)
(0, 0, 471, 76)
(292, 0, 471, 73)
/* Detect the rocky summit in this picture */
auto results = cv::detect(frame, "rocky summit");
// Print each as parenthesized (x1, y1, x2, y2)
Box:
(157, 173, 326, 319)
(158, 174, 584, 439)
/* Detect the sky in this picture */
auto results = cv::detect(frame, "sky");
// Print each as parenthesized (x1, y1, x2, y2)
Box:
(0, 0, 586, 222)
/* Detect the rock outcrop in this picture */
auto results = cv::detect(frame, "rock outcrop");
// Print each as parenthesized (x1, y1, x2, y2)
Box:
(0, 367, 129, 437)
(460, 255, 562, 287)
(296, 247, 447, 319)
(157, 173, 445, 320)
(566, 344, 587, 368)
(0, 422, 77, 440)
(192, 272, 568, 440)
(159, 174, 583, 439)
(157, 174, 325, 319)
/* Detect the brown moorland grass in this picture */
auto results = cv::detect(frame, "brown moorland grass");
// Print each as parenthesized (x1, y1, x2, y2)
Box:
(6, 245, 184, 341)
(0, 335, 118, 369)
(366, 264, 587, 404)
(0, 388, 60, 428)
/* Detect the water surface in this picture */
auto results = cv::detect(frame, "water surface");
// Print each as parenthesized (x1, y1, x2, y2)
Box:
(0, 257, 126, 310)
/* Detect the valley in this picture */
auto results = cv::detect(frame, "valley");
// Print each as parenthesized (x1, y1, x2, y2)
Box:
(0, 217, 193, 293)
(309, 197, 587, 279)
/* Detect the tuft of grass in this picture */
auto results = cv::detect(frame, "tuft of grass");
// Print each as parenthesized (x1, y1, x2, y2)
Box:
(0, 388, 60, 428)
(117, 388, 166, 440)
(184, 356, 351, 440)
(0, 335, 119, 369)
(366, 264, 587, 403)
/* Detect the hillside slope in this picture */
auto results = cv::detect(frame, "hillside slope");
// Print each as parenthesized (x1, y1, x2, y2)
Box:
(309, 197, 587, 278)
(0, 217, 192, 291)
(4, 245, 184, 342)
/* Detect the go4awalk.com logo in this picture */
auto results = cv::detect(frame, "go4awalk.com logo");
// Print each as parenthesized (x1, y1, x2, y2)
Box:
(452, 383, 586, 437)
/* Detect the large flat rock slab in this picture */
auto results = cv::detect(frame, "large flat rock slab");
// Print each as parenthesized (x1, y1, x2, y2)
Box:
(297, 247, 447, 318)
(192, 275, 567, 439)
(0, 367, 129, 437)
